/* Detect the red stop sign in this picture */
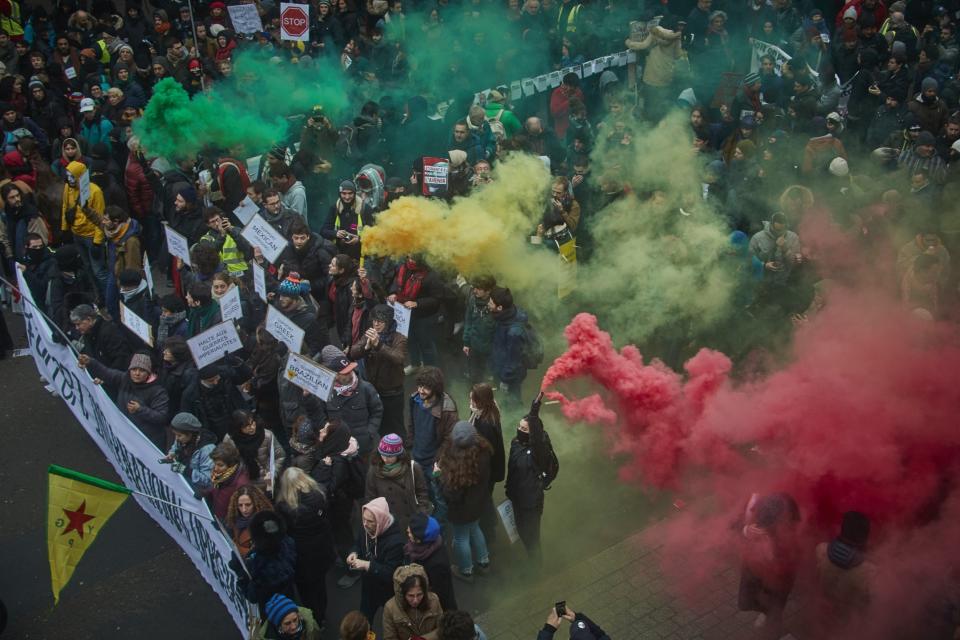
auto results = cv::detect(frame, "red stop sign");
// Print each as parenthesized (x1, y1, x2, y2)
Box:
(281, 5, 309, 38)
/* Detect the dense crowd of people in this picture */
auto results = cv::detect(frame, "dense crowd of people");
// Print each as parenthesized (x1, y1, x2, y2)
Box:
(1, 0, 959, 635)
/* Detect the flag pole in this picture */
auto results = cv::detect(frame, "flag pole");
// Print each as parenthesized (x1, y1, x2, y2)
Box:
(0, 274, 80, 357)
(128, 488, 218, 522)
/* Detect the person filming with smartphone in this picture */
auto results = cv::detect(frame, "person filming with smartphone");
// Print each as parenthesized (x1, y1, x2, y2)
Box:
(537, 601, 610, 639)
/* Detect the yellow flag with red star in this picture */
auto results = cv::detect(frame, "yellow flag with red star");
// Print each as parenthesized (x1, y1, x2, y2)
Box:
(47, 465, 130, 603)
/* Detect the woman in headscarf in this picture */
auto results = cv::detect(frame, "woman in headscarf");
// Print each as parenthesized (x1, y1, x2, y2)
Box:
(346, 496, 405, 623)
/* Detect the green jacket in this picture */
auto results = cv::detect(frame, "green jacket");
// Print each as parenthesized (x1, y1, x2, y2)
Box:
(252, 607, 323, 640)
(484, 102, 522, 138)
(463, 292, 496, 354)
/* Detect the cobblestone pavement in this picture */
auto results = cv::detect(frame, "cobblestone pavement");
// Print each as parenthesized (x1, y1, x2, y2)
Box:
(476, 523, 807, 640)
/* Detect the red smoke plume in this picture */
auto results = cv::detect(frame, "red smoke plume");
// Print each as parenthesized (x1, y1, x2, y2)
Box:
(543, 301, 960, 635)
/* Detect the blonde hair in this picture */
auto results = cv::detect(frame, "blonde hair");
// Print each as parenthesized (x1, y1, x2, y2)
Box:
(277, 466, 322, 510)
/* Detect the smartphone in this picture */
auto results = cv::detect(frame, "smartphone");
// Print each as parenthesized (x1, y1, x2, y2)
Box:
(555, 601, 566, 617)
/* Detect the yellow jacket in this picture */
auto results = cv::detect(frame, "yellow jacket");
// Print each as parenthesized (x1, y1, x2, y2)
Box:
(61, 161, 105, 244)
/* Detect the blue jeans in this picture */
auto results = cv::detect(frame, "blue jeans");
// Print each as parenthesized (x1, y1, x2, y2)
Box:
(451, 520, 489, 574)
(75, 235, 109, 297)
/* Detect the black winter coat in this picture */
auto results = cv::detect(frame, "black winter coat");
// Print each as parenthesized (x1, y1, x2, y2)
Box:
(234, 536, 299, 608)
(505, 438, 545, 511)
(80, 318, 131, 371)
(193, 377, 247, 440)
(313, 380, 383, 457)
(473, 415, 506, 484)
(353, 522, 405, 608)
(280, 233, 336, 298)
(159, 360, 199, 420)
(441, 448, 491, 524)
(86, 358, 170, 446)
(277, 490, 337, 585)
(404, 539, 458, 611)
(282, 302, 329, 358)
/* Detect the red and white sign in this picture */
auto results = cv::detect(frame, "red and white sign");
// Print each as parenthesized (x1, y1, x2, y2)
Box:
(280, 3, 310, 41)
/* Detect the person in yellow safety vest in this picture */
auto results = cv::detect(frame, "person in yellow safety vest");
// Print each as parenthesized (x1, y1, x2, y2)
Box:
(197, 206, 249, 276)
(0, 0, 24, 41)
(61, 160, 109, 294)
(555, 0, 582, 39)
(321, 179, 373, 261)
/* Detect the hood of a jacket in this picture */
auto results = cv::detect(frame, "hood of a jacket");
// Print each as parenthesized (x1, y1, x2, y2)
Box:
(392, 562, 430, 603)
(66, 160, 88, 181)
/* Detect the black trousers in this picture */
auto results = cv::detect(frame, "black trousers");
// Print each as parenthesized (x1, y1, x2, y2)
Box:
(514, 506, 542, 563)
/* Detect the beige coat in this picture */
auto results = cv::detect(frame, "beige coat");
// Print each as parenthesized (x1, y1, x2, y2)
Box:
(382, 564, 442, 640)
(627, 26, 683, 88)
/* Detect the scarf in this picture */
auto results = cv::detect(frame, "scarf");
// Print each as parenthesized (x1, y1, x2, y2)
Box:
(211, 463, 240, 488)
(231, 427, 265, 478)
(318, 423, 352, 458)
(394, 260, 426, 302)
(104, 220, 130, 240)
(122, 279, 149, 302)
(404, 535, 443, 562)
(382, 461, 402, 473)
(233, 513, 253, 534)
(334, 372, 360, 397)
(157, 311, 186, 345)
(827, 539, 864, 569)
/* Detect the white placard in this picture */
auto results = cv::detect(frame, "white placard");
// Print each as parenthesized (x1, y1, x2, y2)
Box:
(163, 224, 192, 266)
(280, 2, 310, 41)
(510, 80, 522, 101)
(496, 499, 520, 544)
(78, 167, 91, 205)
(120, 302, 154, 347)
(233, 195, 260, 226)
(64, 66, 77, 79)
(227, 3, 264, 33)
(388, 300, 411, 337)
(627, 50, 637, 63)
(582, 60, 595, 77)
(521, 78, 536, 97)
(284, 352, 336, 401)
(265, 305, 305, 354)
(218, 285, 243, 322)
(241, 213, 288, 264)
(547, 71, 562, 88)
(252, 261, 267, 302)
(15, 269, 251, 635)
(616, 51, 628, 67)
(534, 75, 548, 92)
(187, 320, 244, 369)
(143, 252, 155, 296)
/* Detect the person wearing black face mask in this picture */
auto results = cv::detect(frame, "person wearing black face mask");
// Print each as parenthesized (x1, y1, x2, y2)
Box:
(18, 232, 59, 314)
(505, 392, 554, 563)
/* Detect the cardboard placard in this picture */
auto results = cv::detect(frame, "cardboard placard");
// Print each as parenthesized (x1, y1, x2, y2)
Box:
(233, 195, 260, 226)
(388, 300, 412, 337)
(510, 80, 522, 101)
(521, 78, 536, 97)
(421, 157, 449, 198)
(252, 261, 267, 302)
(78, 167, 91, 205)
(218, 285, 243, 322)
(143, 253, 155, 296)
(241, 213, 289, 264)
(496, 499, 520, 544)
(547, 71, 562, 88)
(265, 305, 305, 354)
(120, 303, 154, 347)
(187, 321, 243, 369)
(227, 3, 264, 34)
(163, 224, 192, 267)
(534, 75, 548, 92)
(280, 2, 310, 41)
(284, 352, 336, 401)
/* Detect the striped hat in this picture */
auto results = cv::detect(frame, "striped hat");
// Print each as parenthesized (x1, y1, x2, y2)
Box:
(264, 594, 298, 628)
(378, 433, 404, 457)
(742, 71, 761, 87)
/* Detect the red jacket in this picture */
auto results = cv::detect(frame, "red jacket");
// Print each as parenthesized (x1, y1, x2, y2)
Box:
(549, 85, 585, 140)
(124, 154, 154, 219)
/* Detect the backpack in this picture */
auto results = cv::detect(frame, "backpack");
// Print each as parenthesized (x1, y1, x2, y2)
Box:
(537, 431, 560, 490)
(338, 455, 366, 499)
(513, 318, 544, 369)
(486, 108, 507, 142)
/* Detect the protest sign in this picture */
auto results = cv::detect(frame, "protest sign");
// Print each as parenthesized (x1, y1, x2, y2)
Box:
(16, 270, 250, 635)
(163, 224, 192, 267)
(252, 262, 267, 302)
(284, 352, 336, 401)
(241, 213, 288, 264)
(522, 78, 536, 97)
(143, 253, 155, 296)
(534, 75, 548, 92)
(219, 285, 243, 322)
(421, 157, 449, 198)
(233, 196, 260, 226)
(280, 3, 310, 41)
(510, 80, 522, 101)
(119, 303, 154, 347)
(265, 305, 305, 354)
(388, 301, 412, 337)
(547, 71, 562, 88)
(227, 3, 263, 33)
(78, 167, 91, 205)
(496, 499, 520, 544)
(187, 321, 244, 369)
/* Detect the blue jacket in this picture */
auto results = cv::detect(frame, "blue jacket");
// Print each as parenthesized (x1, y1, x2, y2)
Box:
(80, 116, 114, 151)
(490, 306, 528, 384)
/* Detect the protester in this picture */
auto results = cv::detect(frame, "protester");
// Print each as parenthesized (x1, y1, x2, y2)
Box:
(382, 563, 443, 640)
(231, 510, 299, 613)
(347, 496, 406, 623)
(814, 510, 877, 635)
(225, 410, 286, 490)
(225, 485, 275, 559)
(163, 412, 217, 494)
(205, 441, 251, 521)
(469, 383, 506, 544)
(404, 512, 458, 612)
(253, 593, 323, 640)
(365, 433, 431, 534)
(505, 394, 555, 562)
(347, 303, 408, 437)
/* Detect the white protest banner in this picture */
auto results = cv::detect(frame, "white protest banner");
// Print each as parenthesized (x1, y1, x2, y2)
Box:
(266, 305, 305, 354)
(120, 303, 154, 347)
(78, 167, 91, 205)
(163, 224, 192, 267)
(521, 78, 536, 97)
(143, 253, 155, 296)
(547, 71, 562, 88)
(218, 285, 243, 322)
(750, 39, 819, 78)
(510, 80, 522, 101)
(497, 499, 520, 544)
(284, 352, 336, 401)
(627, 50, 637, 63)
(233, 195, 260, 226)
(388, 300, 411, 337)
(187, 320, 244, 369)
(15, 270, 250, 635)
(227, 3, 264, 33)
(533, 75, 548, 92)
(252, 261, 267, 302)
(241, 213, 288, 264)
(616, 51, 628, 66)
(280, 2, 310, 41)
